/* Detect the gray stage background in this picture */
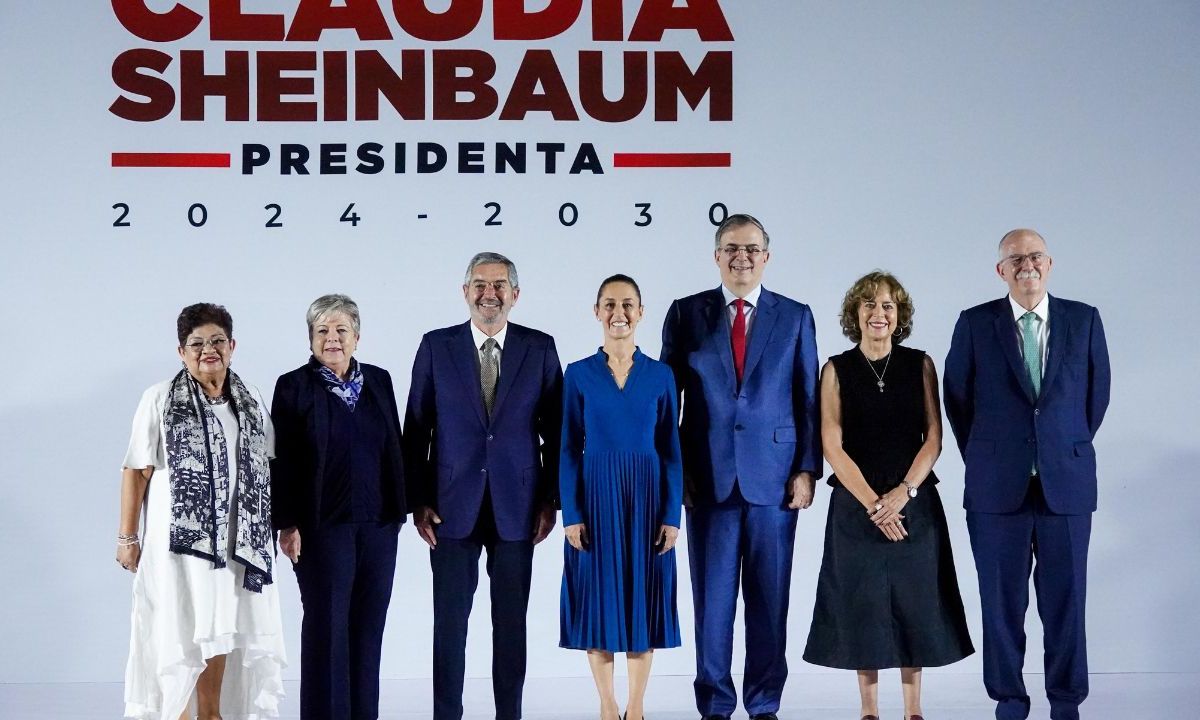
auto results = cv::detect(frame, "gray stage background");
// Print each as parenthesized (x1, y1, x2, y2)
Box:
(1, 0, 1197, 686)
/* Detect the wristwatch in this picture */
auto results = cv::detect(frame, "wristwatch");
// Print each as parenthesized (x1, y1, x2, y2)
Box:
(902, 480, 918, 498)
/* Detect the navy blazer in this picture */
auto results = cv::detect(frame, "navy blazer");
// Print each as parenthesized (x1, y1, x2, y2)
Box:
(403, 321, 563, 542)
(269, 362, 407, 531)
(944, 295, 1110, 514)
(660, 287, 822, 506)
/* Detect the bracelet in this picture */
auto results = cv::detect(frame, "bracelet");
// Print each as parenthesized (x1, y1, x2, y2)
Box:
(117, 534, 140, 547)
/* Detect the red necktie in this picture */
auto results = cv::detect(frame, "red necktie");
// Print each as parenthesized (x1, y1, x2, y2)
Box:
(731, 298, 747, 383)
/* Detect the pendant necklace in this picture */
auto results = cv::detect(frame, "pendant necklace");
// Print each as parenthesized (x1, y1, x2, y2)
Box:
(607, 358, 632, 389)
(861, 348, 892, 392)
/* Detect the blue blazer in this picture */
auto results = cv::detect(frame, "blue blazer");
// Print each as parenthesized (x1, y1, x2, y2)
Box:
(269, 361, 407, 531)
(660, 287, 822, 506)
(944, 296, 1110, 514)
(403, 321, 563, 541)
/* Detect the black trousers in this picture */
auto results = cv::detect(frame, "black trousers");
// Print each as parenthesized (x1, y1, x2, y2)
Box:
(430, 493, 535, 720)
(294, 521, 400, 720)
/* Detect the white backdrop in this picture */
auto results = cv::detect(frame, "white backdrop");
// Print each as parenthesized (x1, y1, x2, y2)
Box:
(1, 1, 1198, 686)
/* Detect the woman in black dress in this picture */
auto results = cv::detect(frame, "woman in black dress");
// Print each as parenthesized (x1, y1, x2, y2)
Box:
(803, 272, 973, 720)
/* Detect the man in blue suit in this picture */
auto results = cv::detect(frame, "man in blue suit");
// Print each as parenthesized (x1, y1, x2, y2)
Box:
(661, 214, 822, 720)
(404, 252, 563, 720)
(944, 229, 1110, 720)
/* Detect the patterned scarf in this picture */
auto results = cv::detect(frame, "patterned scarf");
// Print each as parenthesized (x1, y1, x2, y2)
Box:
(163, 368, 273, 592)
(312, 355, 364, 411)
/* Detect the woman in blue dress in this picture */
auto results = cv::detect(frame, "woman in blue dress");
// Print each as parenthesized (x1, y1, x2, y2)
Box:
(560, 274, 684, 720)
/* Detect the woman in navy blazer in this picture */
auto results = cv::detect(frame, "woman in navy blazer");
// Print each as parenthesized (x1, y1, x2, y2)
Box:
(270, 294, 407, 720)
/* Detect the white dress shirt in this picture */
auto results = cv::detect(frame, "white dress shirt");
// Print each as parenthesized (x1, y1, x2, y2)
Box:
(471, 321, 508, 375)
(721, 283, 762, 336)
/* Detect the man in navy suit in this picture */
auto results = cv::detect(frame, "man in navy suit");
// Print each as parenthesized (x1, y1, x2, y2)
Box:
(661, 214, 822, 720)
(944, 229, 1110, 720)
(404, 252, 563, 720)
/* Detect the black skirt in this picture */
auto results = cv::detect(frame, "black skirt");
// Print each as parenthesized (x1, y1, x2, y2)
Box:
(803, 484, 974, 669)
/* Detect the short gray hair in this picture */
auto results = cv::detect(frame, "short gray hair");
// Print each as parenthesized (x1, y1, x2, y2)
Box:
(306, 294, 361, 338)
(463, 252, 519, 288)
(714, 213, 770, 249)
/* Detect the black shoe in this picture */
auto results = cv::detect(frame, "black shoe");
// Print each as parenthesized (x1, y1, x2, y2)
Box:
(750, 714, 779, 720)
(701, 715, 731, 720)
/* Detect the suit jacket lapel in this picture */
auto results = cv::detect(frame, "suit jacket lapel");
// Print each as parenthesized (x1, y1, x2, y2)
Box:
(491, 325, 529, 422)
(449, 322, 488, 428)
(1041, 295, 1068, 397)
(993, 299, 1036, 403)
(704, 289, 737, 386)
(741, 288, 778, 384)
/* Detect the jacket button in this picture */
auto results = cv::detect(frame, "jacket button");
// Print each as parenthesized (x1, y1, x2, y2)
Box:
(480, 468, 486, 473)
(487, 434, 494, 441)
(735, 424, 744, 431)
(1034, 409, 1040, 416)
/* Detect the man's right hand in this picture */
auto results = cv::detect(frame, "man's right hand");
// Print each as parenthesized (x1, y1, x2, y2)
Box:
(414, 505, 442, 548)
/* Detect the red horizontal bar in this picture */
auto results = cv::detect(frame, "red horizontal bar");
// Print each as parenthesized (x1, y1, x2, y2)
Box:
(612, 152, 731, 168)
(112, 152, 231, 168)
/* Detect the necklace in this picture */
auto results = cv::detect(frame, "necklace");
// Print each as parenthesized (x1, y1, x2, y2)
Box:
(607, 359, 633, 389)
(608, 364, 631, 380)
(861, 348, 892, 392)
(203, 393, 229, 406)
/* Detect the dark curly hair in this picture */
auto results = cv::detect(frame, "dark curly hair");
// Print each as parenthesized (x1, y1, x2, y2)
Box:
(595, 273, 642, 306)
(176, 303, 233, 346)
(838, 271, 914, 344)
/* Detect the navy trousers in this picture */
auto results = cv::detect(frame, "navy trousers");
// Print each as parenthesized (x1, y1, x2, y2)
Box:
(967, 479, 1091, 720)
(687, 489, 798, 717)
(294, 521, 400, 720)
(430, 495, 535, 720)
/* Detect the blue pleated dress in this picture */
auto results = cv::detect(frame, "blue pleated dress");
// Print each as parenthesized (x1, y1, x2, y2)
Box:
(559, 348, 684, 652)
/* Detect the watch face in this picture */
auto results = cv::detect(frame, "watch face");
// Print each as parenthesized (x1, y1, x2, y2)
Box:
(908, 486, 918, 498)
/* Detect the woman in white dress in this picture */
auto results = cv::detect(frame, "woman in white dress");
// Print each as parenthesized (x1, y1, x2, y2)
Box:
(115, 303, 286, 720)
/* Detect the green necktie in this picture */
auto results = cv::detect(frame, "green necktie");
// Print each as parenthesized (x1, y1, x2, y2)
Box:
(1020, 311, 1041, 396)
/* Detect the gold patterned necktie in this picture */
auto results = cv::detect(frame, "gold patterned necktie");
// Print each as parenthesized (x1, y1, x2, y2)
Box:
(480, 337, 499, 418)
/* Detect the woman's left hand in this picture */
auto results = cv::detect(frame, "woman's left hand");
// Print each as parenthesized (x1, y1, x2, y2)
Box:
(656, 525, 679, 554)
(869, 485, 910, 527)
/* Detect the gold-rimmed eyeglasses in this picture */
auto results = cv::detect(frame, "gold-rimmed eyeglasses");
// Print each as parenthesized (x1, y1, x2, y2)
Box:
(183, 337, 229, 353)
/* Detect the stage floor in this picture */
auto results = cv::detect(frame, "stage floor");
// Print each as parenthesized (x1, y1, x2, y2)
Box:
(2, 672, 1194, 718)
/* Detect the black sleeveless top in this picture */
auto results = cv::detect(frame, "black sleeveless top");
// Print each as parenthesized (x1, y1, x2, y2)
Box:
(827, 344, 938, 493)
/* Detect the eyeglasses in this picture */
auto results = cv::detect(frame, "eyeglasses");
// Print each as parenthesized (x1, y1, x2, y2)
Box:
(1004, 252, 1049, 268)
(470, 281, 511, 292)
(719, 245, 765, 258)
(183, 337, 229, 353)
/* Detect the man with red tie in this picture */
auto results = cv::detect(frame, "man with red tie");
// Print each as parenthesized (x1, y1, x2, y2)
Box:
(661, 214, 822, 720)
